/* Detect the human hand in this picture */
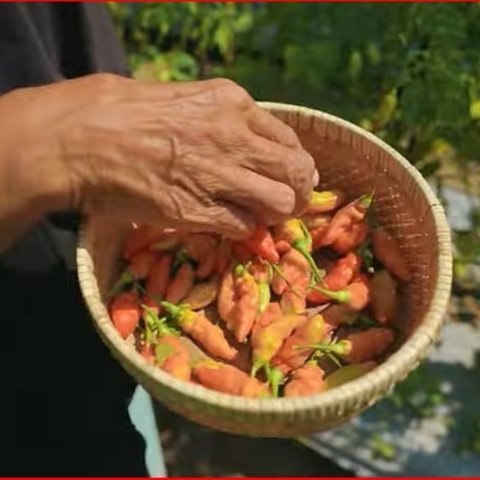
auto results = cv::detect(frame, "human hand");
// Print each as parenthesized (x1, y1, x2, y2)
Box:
(1, 74, 318, 239)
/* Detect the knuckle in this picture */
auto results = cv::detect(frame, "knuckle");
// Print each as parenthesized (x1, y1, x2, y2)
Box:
(212, 77, 251, 104)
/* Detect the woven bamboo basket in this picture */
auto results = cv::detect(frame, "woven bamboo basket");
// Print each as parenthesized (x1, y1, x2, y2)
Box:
(77, 102, 452, 437)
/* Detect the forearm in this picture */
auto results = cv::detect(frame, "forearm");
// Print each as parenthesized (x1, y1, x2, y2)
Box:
(0, 90, 71, 254)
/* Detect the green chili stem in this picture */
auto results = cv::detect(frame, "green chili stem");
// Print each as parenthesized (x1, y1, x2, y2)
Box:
(292, 240, 325, 283)
(271, 264, 302, 297)
(257, 281, 271, 314)
(265, 364, 283, 398)
(309, 285, 350, 303)
(301, 340, 350, 356)
(109, 270, 134, 297)
(160, 301, 183, 319)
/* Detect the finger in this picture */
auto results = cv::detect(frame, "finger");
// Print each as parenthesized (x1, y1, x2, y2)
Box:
(241, 136, 317, 213)
(247, 107, 301, 148)
(217, 167, 296, 225)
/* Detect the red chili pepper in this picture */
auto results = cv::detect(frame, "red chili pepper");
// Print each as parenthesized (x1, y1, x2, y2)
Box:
(127, 250, 158, 280)
(146, 253, 172, 298)
(284, 362, 326, 397)
(194, 360, 269, 398)
(232, 242, 254, 263)
(372, 228, 411, 281)
(307, 252, 361, 304)
(110, 291, 141, 339)
(242, 225, 280, 264)
(161, 302, 237, 361)
(370, 270, 398, 325)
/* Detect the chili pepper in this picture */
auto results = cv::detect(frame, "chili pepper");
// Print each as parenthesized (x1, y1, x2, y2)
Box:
(110, 291, 141, 339)
(251, 302, 283, 346)
(302, 213, 332, 231)
(161, 301, 237, 361)
(307, 327, 394, 363)
(111, 250, 158, 295)
(149, 231, 182, 253)
(165, 262, 195, 305)
(310, 224, 331, 250)
(272, 314, 332, 374)
(324, 361, 377, 390)
(320, 191, 373, 247)
(263, 363, 284, 398)
(370, 270, 398, 325)
(323, 304, 357, 327)
(226, 264, 260, 343)
(284, 362, 326, 397)
(332, 222, 369, 255)
(248, 260, 272, 315)
(155, 335, 191, 382)
(232, 242, 253, 264)
(182, 275, 220, 311)
(146, 253, 172, 298)
(242, 225, 280, 264)
(123, 225, 166, 260)
(309, 277, 370, 311)
(196, 248, 218, 280)
(194, 360, 269, 398)
(141, 295, 160, 316)
(217, 266, 236, 324)
(307, 252, 361, 304)
(372, 228, 410, 281)
(216, 239, 232, 275)
(274, 219, 324, 283)
(251, 313, 305, 376)
(280, 287, 307, 315)
(306, 190, 346, 214)
(272, 249, 311, 296)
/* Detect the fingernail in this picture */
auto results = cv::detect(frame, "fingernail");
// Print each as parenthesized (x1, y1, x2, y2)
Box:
(313, 170, 320, 186)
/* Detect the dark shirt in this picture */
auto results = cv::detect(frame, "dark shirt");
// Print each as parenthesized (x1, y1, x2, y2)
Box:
(0, 4, 146, 475)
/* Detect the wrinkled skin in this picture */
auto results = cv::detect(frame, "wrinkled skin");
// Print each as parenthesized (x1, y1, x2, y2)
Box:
(0, 74, 319, 253)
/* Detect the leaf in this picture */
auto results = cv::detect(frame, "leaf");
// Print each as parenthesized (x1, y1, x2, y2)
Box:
(470, 100, 480, 120)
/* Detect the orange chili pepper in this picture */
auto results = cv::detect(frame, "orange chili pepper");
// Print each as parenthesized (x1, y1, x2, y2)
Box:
(165, 262, 195, 304)
(146, 253, 172, 298)
(372, 228, 410, 281)
(155, 335, 191, 382)
(251, 313, 305, 375)
(272, 249, 310, 296)
(272, 314, 333, 374)
(194, 360, 269, 398)
(370, 270, 398, 325)
(307, 252, 361, 304)
(161, 302, 237, 361)
(320, 192, 373, 248)
(331, 222, 369, 255)
(110, 291, 141, 339)
(242, 225, 280, 264)
(251, 302, 283, 346)
(309, 327, 394, 364)
(284, 362, 326, 397)
(226, 265, 260, 343)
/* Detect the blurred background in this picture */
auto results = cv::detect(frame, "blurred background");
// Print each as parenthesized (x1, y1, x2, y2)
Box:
(109, 3, 480, 476)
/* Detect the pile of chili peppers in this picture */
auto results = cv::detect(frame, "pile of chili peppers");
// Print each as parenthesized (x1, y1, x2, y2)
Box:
(109, 189, 411, 399)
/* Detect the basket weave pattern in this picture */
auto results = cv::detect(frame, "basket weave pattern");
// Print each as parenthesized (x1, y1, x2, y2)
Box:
(77, 103, 452, 437)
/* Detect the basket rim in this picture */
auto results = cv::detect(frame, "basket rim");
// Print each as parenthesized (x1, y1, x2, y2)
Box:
(76, 102, 452, 417)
